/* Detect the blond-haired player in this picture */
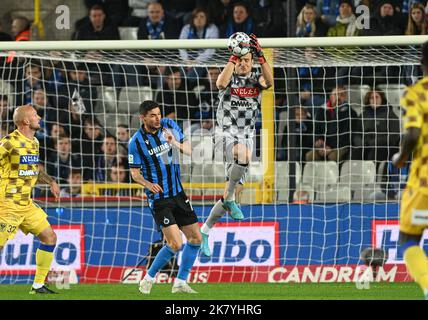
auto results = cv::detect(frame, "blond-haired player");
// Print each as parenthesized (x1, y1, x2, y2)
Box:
(392, 41, 428, 300)
(0, 104, 60, 294)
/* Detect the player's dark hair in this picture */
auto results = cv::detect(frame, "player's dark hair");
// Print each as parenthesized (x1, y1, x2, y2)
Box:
(421, 41, 428, 67)
(139, 100, 160, 115)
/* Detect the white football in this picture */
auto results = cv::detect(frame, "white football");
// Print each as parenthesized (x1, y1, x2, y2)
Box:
(227, 32, 251, 57)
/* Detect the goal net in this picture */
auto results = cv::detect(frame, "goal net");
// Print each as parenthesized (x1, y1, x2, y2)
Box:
(0, 37, 423, 286)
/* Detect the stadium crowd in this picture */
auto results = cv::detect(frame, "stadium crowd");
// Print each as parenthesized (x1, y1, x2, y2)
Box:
(0, 0, 422, 199)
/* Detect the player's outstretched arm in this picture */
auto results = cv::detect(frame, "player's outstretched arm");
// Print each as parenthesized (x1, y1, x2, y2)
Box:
(249, 33, 273, 89)
(216, 46, 240, 90)
(130, 168, 163, 194)
(37, 170, 60, 199)
(392, 127, 421, 168)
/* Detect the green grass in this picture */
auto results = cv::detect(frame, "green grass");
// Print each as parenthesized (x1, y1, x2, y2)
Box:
(0, 282, 423, 300)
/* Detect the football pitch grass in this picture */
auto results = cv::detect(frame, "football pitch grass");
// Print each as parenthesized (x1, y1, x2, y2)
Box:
(0, 282, 423, 300)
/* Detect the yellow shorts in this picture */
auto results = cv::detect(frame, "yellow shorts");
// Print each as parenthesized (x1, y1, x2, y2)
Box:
(400, 187, 428, 235)
(0, 200, 50, 247)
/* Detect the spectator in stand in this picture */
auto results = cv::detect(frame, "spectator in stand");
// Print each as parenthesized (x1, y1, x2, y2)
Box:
(306, 86, 359, 162)
(94, 135, 124, 182)
(46, 135, 82, 185)
(296, 3, 328, 37)
(316, 0, 341, 27)
(73, 4, 120, 40)
(363, 0, 405, 35)
(405, 2, 428, 34)
(221, 2, 257, 37)
(106, 164, 131, 196)
(11, 16, 31, 41)
(137, 2, 181, 39)
(179, 8, 219, 80)
(282, 106, 314, 164)
(197, 0, 237, 26)
(0, 95, 13, 133)
(60, 168, 85, 198)
(127, 0, 153, 24)
(80, 117, 105, 180)
(327, 0, 360, 37)
(15, 62, 44, 106)
(83, 0, 130, 27)
(155, 67, 197, 122)
(0, 21, 12, 41)
(32, 89, 54, 161)
(159, 0, 197, 23)
(58, 98, 86, 145)
(116, 123, 130, 156)
(360, 89, 401, 164)
(248, 0, 287, 37)
(57, 63, 97, 114)
(0, 123, 9, 138)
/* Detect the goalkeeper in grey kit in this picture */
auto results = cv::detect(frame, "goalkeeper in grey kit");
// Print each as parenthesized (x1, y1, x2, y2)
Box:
(200, 33, 273, 256)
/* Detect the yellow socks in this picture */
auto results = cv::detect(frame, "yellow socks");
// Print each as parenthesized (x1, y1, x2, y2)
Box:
(403, 246, 428, 292)
(33, 244, 55, 288)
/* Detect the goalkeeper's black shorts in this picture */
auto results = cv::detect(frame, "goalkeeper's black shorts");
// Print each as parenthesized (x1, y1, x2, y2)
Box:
(152, 192, 198, 229)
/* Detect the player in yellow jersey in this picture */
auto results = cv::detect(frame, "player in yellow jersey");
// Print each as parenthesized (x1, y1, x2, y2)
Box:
(392, 41, 428, 300)
(0, 104, 60, 294)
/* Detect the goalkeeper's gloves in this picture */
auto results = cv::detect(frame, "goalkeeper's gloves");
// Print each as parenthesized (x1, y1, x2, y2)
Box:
(249, 33, 266, 64)
(228, 54, 240, 64)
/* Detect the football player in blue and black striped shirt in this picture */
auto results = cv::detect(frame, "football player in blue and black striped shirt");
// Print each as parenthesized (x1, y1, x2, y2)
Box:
(128, 100, 201, 294)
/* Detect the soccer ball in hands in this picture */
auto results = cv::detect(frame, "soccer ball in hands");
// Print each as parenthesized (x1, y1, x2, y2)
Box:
(227, 32, 252, 57)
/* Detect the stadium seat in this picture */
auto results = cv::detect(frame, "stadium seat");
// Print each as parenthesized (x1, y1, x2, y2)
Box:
(118, 86, 153, 114)
(316, 185, 352, 203)
(378, 84, 406, 108)
(192, 137, 214, 164)
(353, 184, 386, 202)
(248, 161, 264, 182)
(0, 80, 15, 107)
(301, 161, 339, 189)
(95, 86, 117, 114)
(180, 163, 191, 183)
(130, 114, 141, 133)
(347, 84, 370, 116)
(275, 161, 301, 202)
(339, 160, 376, 190)
(290, 185, 315, 203)
(119, 27, 138, 40)
(391, 105, 402, 118)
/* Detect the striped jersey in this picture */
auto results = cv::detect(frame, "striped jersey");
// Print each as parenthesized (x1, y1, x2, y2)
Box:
(128, 118, 185, 202)
(0, 129, 40, 206)
(216, 71, 262, 138)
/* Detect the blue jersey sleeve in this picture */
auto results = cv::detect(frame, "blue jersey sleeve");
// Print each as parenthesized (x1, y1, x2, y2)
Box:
(128, 137, 143, 168)
(163, 118, 186, 143)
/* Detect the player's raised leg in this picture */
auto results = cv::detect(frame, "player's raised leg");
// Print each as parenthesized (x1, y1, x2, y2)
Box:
(222, 143, 251, 220)
(139, 224, 182, 294)
(30, 226, 58, 294)
(172, 223, 201, 293)
(200, 184, 244, 257)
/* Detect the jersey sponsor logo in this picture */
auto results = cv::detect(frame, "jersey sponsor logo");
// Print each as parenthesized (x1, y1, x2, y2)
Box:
(231, 100, 254, 108)
(18, 169, 38, 176)
(148, 142, 171, 157)
(231, 87, 260, 98)
(178, 222, 278, 267)
(0, 225, 84, 274)
(20, 155, 39, 165)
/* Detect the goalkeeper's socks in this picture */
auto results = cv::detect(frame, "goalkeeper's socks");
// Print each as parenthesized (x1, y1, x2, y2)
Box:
(177, 242, 201, 281)
(147, 244, 176, 278)
(33, 244, 55, 289)
(201, 223, 211, 235)
(225, 163, 248, 201)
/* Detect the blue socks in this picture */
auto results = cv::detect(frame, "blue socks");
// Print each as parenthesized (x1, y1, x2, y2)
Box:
(147, 245, 176, 278)
(177, 242, 201, 281)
